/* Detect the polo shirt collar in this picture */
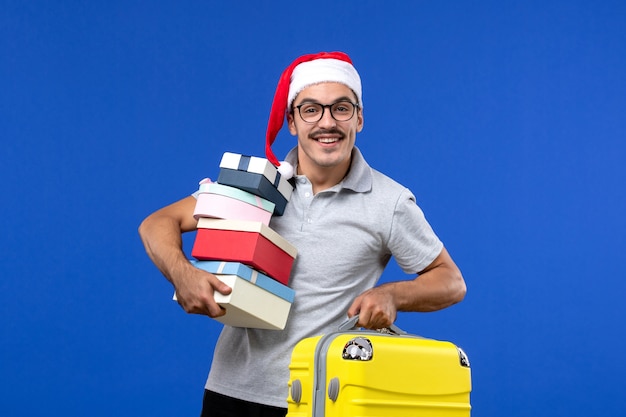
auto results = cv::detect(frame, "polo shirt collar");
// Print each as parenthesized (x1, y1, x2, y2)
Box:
(284, 146, 372, 193)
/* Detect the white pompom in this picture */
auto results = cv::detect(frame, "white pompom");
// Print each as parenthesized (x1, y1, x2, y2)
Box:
(277, 161, 294, 179)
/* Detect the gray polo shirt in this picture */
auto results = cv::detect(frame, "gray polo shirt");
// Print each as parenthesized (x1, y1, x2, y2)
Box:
(204, 146, 443, 407)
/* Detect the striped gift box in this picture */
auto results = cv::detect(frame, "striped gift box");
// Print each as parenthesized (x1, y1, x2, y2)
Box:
(217, 152, 294, 216)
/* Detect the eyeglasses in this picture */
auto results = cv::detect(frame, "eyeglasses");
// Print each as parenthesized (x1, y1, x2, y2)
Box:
(294, 100, 359, 123)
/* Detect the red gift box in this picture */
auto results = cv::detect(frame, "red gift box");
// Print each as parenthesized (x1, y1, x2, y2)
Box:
(192, 218, 297, 285)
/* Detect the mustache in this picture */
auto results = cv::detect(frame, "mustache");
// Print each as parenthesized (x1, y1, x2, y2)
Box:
(309, 128, 345, 140)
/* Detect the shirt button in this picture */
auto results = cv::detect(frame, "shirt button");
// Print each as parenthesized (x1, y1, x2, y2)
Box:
(304, 192, 311, 198)
(307, 218, 312, 223)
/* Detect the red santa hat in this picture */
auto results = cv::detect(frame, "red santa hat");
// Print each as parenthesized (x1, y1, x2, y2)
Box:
(265, 51, 362, 169)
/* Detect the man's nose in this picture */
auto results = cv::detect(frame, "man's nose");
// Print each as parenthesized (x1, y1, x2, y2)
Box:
(317, 107, 337, 128)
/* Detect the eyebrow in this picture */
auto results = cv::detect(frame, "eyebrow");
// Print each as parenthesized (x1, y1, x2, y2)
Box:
(295, 96, 356, 106)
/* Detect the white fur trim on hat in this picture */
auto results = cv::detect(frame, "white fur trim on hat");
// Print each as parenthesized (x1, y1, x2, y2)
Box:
(287, 58, 362, 108)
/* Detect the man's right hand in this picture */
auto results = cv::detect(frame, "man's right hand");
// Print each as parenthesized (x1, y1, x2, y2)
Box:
(173, 264, 233, 318)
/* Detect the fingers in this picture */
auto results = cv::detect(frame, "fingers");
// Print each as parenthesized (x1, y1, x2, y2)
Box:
(210, 275, 232, 296)
(348, 287, 397, 329)
(175, 269, 231, 318)
(184, 297, 225, 318)
(347, 297, 361, 319)
(203, 273, 230, 318)
(356, 309, 394, 330)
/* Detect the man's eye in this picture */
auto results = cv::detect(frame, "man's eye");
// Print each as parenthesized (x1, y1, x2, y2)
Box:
(301, 105, 320, 114)
(333, 103, 351, 113)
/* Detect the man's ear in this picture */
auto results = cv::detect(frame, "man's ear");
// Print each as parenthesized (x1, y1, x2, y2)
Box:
(356, 108, 364, 133)
(287, 112, 297, 135)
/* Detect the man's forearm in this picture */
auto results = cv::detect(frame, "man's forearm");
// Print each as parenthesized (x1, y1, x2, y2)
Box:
(138, 196, 199, 286)
(386, 264, 466, 313)
(139, 214, 192, 286)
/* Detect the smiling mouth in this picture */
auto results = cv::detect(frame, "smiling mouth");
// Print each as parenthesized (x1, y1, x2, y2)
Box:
(316, 137, 341, 144)
(310, 129, 344, 144)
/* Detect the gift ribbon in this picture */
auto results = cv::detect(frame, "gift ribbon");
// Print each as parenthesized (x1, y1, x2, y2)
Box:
(237, 155, 251, 171)
(254, 195, 264, 210)
(237, 154, 283, 189)
(217, 261, 258, 283)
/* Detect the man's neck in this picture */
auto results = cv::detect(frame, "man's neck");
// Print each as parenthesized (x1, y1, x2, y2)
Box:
(297, 157, 351, 195)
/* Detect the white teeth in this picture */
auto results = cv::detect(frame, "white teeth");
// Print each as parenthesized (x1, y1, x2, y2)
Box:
(317, 137, 338, 143)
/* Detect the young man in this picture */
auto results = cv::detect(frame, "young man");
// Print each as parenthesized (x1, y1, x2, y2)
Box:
(139, 51, 466, 417)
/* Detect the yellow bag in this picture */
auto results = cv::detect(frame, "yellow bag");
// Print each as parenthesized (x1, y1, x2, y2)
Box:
(287, 316, 471, 416)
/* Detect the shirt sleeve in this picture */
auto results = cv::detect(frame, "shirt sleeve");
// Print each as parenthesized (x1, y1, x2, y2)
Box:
(387, 188, 444, 274)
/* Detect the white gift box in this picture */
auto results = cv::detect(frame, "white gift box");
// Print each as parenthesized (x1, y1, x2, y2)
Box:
(174, 261, 295, 330)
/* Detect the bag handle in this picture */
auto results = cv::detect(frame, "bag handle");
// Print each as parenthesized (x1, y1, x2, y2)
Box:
(338, 315, 407, 335)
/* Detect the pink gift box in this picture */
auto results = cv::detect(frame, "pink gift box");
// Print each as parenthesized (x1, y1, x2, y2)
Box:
(194, 192, 273, 226)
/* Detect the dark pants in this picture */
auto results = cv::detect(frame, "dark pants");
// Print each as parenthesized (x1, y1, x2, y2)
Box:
(200, 390, 287, 417)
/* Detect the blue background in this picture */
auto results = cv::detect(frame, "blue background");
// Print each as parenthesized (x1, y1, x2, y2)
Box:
(2, 1, 625, 416)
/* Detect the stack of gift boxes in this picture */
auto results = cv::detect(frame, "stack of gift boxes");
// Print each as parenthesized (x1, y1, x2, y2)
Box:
(185, 152, 297, 330)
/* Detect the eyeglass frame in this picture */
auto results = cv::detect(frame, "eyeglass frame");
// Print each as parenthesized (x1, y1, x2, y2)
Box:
(292, 99, 361, 123)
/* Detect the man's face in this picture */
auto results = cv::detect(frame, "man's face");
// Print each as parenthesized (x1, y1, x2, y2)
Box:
(287, 82, 364, 174)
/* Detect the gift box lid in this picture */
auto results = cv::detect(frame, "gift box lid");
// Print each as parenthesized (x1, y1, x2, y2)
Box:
(192, 227, 294, 285)
(216, 169, 288, 216)
(191, 260, 295, 302)
(197, 181, 275, 213)
(196, 218, 297, 258)
(219, 152, 293, 200)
